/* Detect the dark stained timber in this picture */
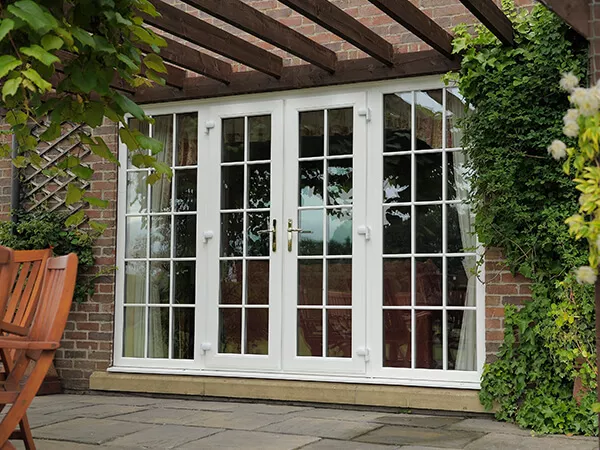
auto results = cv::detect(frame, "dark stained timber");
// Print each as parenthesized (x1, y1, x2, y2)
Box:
(179, 0, 337, 73)
(278, 0, 394, 66)
(537, 0, 589, 39)
(458, 0, 514, 45)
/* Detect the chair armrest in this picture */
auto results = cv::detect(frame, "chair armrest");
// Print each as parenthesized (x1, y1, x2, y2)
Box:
(0, 321, 29, 336)
(0, 337, 59, 350)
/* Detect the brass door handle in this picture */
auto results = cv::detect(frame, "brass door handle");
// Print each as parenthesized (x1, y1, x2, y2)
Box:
(257, 219, 277, 252)
(287, 219, 312, 252)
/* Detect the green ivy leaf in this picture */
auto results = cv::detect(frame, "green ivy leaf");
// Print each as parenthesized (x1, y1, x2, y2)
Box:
(72, 27, 96, 49)
(88, 136, 118, 163)
(41, 34, 64, 51)
(119, 127, 139, 150)
(89, 220, 108, 233)
(21, 68, 52, 91)
(0, 55, 22, 78)
(71, 165, 94, 180)
(143, 53, 166, 74)
(83, 196, 109, 208)
(84, 102, 105, 128)
(65, 210, 85, 227)
(113, 92, 145, 120)
(20, 44, 60, 66)
(7, 0, 58, 35)
(2, 77, 22, 100)
(66, 183, 84, 206)
(0, 19, 15, 43)
(135, 134, 163, 155)
(39, 122, 61, 141)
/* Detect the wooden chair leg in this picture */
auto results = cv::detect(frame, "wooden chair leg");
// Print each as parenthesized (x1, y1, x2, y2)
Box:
(20, 414, 36, 450)
(1, 441, 16, 450)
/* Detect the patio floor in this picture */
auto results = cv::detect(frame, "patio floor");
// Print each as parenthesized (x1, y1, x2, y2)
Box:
(7, 393, 598, 449)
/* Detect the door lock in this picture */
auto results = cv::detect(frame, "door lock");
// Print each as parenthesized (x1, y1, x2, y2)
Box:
(257, 219, 277, 252)
(287, 219, 312, 252)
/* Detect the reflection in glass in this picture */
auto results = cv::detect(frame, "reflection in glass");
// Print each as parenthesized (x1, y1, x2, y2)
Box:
(297, 309, 322, 356)
(126, 172, 148, 213)
(415, 258, 442, 306)
(174, 261, 195, 304)
(447, 151, 470, 201)
(222, 117, 245, 162)
(383, 206, 410, 254)
(173, 308, 194, 359)
(123, 307, 145, 358)
(150, 216, 170, 258)
(125, 261, 146, 304)
(220, 260, 242, 305)
(446, 88, 467, 149)
(383, 259, 411, 306)
(125, 217, 148, 258)
(148, 307, 169, 358)
(219, 308, 241, 353)
(175, 169, 197, 212)
(174, 215, 196, 257)
(448, 310, 476, 371)
(383, 310, 411, 367)
(328, 209, 352, 255)
(221, 213, 243, 257)
(415, 90, 443, 150)
(447, 256, 476, 307)
(248, 164, 271, 209)
(247, 212, 270, 257)
(150, 172, 172, 212)
(153, 115, 174, 166)
(383, 155, 410, 203)
(448, 203, 473, 253)
(299, 160, 324, 206)
(327, 310, 351, 357)
(415, 205, 442, 253)
(221, 165, 244, 210)
(300, 110, 324, 158)
(249, 115, 271, 160)
(328, 108, 353, 156)
(298, 260, 323, 306)
(416, 310, 442, 369)
(176, 113, 198, 166)
(416, 153, 442, 201)
(299, 210, 323, 256)
(128, 117, 150, 168)
(247, 260, 269, 305)
(246, 308, 268, 355)
(384, 94, 411, 153)
(149, 261, 170, 304)
(327, 259, 351, 305)
(327, 159, 353, 205)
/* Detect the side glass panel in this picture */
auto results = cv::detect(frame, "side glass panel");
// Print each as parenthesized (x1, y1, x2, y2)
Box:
(123, 113, 198, 359)
(297, 108, 353, 358)
(219, 115, 272, 355)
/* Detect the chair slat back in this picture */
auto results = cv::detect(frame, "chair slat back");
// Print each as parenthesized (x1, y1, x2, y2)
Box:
(30, 254, 78, 344)
(0, 247, 14, 314)
(4, 249, 52, 331)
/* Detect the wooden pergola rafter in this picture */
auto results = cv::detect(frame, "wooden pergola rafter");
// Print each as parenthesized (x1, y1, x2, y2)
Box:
(133, 0, 588, 104)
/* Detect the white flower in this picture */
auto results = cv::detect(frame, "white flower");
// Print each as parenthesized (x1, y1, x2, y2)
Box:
(570, 88, 600, 116)
(563, 108, 579, 125)
(547, 140, 567, 160)
(576, 266, 597, 284)
(560, 72, 579, 92)
(563, 121, 579, 137)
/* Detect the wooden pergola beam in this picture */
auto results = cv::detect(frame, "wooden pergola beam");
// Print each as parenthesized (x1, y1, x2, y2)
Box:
(278, 0, 395, 66)
(145, 0, 283, 78)
(160, 63, 186, 89)
(140, 37, 232, 85)
(179, 0, 337, 74)
(537, 0, 589, 38)
(368, 0, 454, 59)
(458, 0, 514, 46)
(134, 50, 459, 104)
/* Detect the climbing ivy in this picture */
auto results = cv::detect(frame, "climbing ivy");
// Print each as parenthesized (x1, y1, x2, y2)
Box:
(446, 1, 597, 435)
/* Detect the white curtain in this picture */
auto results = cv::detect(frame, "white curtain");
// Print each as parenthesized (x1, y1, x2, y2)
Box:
(124, 262, 146, 358)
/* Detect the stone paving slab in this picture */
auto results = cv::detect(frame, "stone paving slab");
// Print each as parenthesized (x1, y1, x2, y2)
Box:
(14, 440, 117, 450)
(259, 416, 383, 440)
(32, 417, 152, 445)
(354, 425, 484, 448)
(176, 430, 320, 449)
(301, 438, 400, 449)
(234, 403, 312, 415)
(463, 432, 597, 450)
(292, 408, 389, 422)
(181, 410, 291, 430)
(158, 399, 246, 411)
(105, 424, 223, 448)
(112, 407, 199, 425)
(374, 414, 463, 429)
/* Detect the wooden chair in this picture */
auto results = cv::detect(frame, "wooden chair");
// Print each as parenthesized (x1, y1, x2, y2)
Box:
(0, 254, 78, 450)
(0, 247, 15, 312)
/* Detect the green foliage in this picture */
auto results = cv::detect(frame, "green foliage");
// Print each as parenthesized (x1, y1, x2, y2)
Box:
(0, 209, 113, 303)
(448, 2, 597, 435)
(0, 0, 172, 223)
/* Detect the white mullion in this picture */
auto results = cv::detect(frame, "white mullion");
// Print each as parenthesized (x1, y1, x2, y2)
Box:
(241, 115, 249, 355)
(410, 91, 416, 370)
(442, 88, 448, 371)
(322, 109, 329, 358)
(168, 114, 176, 360)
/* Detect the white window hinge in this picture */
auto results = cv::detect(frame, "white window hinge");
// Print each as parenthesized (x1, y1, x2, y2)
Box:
(357, 107, 371, 122)
(201, 342, 212, 353)
(357, 225, 371, 241)
(205, 120, 216, 135)
(356, 347, 370, 362)
(202, 230, 214, 243)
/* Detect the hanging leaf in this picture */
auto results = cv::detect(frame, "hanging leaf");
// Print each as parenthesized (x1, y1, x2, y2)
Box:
(0, 19, 15, 43)
(20, 44, 60, 66)
(65, 210, 85, 227)
(2, 77, 22, 100)
(0, 55, 22, 78)
(66, 183, 85, 205)
(7, 1, 58, 35)
(21, 68, 52, 91)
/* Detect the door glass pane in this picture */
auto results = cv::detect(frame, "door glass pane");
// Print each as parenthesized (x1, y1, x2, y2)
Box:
(174, 261, 195, 304)
(249, 115, 271, 160)
(328, 209, 352, 256)
(148, 307, 169, 358)
(127, 118, 150, 169)
(384, 93, 411, 153)
(246, 308, 268, 355)
(448, 310, 476, 371)
(174, 215, 196, 258)
(150, 175, 172, 212)
(149, 261, 170, 304)
(327, 310, 351, 357)
(298, 260, 323, 306)
(222, 117, 245, 162)
(247, 212, 270, 257)
(415, 90, 443, 150)
(300, 160, 324, 206)
(173, 308, 194, 359)
(175, 169, 197, 212)
(247, 261, 269, 305)
(383, 206, 410, 254)
(383, 310, 411, 367)
(150, 216, 170, 258)
(219, 308, 242, 354)
(126, 172, 148, 213)
(415, 257, 442, 306)
(447, 151, 469, 201)
(220, 260, 243, 305)
(415, 310, 442, 369)
(176, 113, 198, 166)
(221, 166, 244, 210)
(300, 111, 324, 158)
(383, 259, 411, 306)
(384, 155, 410, 203)
(327, 260, 351, 306)
(221, 213, 243, 257)
(248, 164, 270, 209)
(123, 307, 145, 358)
(446, 88, 467, 149)
(328, 108, 353, 156)
(153, 115, 173, 167)
(448, 203, 473, 253)
(297, 309, 322, 356)
(327, 159, 353, 205)
(415, 205, 442, 253)
(416, 153, 442, 202)
(299, 210, 323, 256)
(125, 217, 147, 258)
(125, 261, 146, 304)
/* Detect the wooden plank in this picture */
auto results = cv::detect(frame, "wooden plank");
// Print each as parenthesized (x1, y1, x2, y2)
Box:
(458, 0, 514, 45)
(278, 0, 394, 66)
(368, 0, 454, 59)
(135, 50, 459, 104)
(140, 37, 232, 84)
(144, 0, 282, 78)
(160, 63, 185, 89)
(179, 0, 337, 73)
(538, 0, 589, 38)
